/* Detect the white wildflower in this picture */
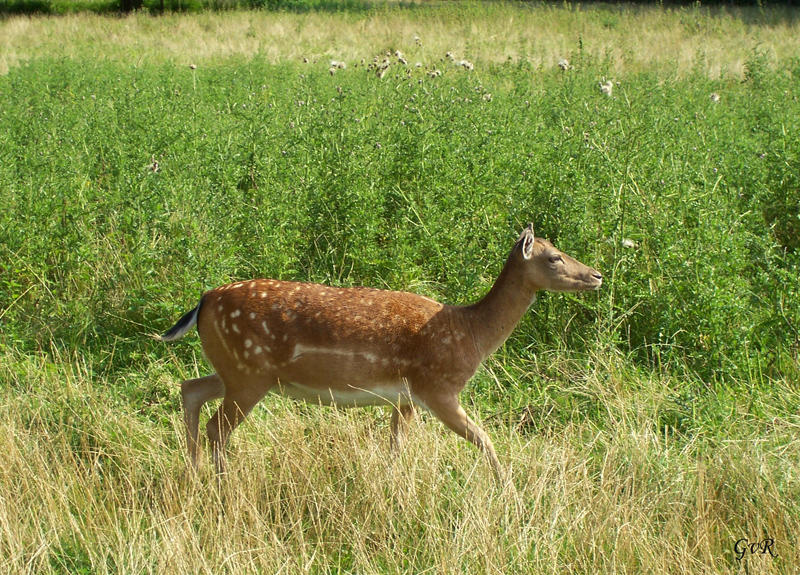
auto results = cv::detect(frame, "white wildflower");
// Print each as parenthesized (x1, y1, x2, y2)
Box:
(600, 79, 613, 97)
(710, 92, 720, 102)
(622, 238, 638, 249)
(558, 58, 570, 71)
(459, 60, 474, 71)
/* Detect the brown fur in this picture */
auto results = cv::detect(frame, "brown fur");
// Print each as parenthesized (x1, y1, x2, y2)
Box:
(168, 225, 602, 482)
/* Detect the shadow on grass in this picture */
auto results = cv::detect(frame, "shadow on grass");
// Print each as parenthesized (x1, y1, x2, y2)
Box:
(0, 0, 116, 14)
(0, 0, 378, 16)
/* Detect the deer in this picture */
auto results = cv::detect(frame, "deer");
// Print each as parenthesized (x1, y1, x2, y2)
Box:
(159, 224, 602, 483)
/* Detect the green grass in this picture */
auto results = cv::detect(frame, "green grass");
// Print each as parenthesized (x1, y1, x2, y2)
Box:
(1, 2, 799, 573)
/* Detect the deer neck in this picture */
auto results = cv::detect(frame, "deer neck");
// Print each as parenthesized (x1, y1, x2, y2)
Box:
(461, 255, 538, 361)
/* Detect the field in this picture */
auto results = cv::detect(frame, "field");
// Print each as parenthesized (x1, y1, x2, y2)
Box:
(1, 1, 799, 573)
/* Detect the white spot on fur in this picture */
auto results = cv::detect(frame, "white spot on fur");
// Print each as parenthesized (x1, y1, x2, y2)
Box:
(232, 324, 240, 334)
(254, 346, 263, 354)
(233, 283, 244, 289)
(244, 339, 252, 348)
(262, 321, 271, 335)
(231, 309, 241, 318)
(249, 312, 256, 319)
(288, 345, 390, 368)
(212, 319, 234, 357)
(275, 381, 412, 407)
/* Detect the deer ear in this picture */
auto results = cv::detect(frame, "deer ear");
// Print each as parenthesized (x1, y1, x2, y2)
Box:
(521, 225, 535, 260)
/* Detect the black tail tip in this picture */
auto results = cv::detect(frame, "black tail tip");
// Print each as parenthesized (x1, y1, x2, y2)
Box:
(159, 302, 201, 342)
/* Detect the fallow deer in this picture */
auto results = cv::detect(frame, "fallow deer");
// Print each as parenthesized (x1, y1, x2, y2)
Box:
(159, 224, 602, 482)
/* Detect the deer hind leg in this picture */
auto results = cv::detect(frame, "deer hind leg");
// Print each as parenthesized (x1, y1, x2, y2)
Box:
(423, 395, 505, 484)
(206, 377, 274, 475)
(181, 374, 225, 469)
(390, 404, 417, 452)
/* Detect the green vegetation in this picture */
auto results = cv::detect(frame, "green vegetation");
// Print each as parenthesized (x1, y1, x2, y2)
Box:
(1, 2, 798, 573)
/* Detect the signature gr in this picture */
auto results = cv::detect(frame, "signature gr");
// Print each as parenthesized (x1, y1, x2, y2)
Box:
(734, 537, 778, 562)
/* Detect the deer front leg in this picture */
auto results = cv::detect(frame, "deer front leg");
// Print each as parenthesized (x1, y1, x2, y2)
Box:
(390, 404, 417, 452)
(423, 395, 506, 485)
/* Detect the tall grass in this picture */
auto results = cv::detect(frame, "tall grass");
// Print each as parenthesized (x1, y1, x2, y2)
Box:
(1, 350, 798, 574)
(1, 2, 799, 573)
(2, 2, 800, 76)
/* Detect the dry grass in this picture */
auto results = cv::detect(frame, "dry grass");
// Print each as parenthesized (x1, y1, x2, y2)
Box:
(1, 349, 797, 574)
(2, 3, 799, 76)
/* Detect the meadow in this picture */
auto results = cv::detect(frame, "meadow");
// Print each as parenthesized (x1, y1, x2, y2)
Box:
(1, 2, 799, 573)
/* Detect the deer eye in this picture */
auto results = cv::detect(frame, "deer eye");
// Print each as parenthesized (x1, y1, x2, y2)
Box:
(549, 255, 563, 264)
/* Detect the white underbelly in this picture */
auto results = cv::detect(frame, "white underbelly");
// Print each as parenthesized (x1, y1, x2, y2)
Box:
(272, 381, 412, 407)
